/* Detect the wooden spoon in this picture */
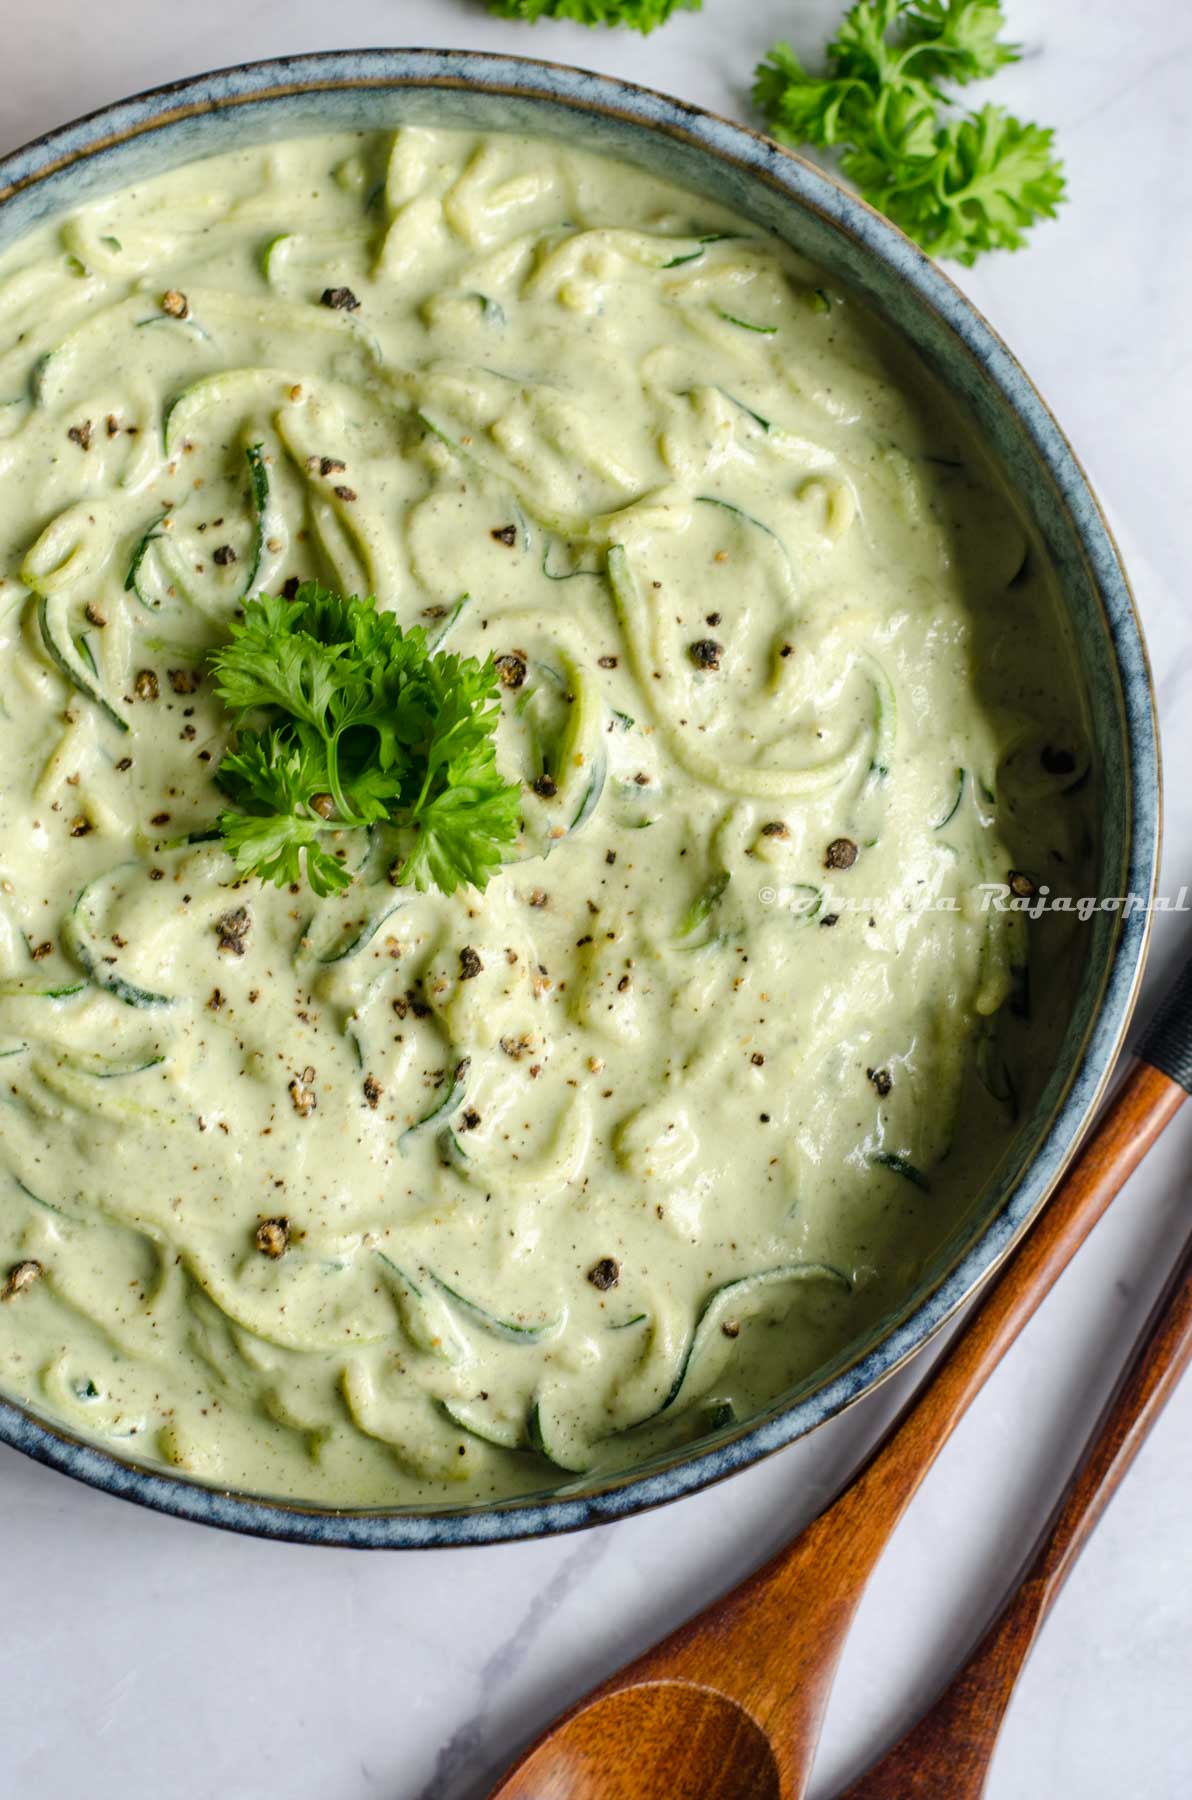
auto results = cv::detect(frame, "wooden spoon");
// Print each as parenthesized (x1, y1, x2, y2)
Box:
(485, 960, 1192, 1800)
(835, 1213, 1192, 1798)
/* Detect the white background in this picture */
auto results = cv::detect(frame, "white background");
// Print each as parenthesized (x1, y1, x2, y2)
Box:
(2, 4, 1190, 1796)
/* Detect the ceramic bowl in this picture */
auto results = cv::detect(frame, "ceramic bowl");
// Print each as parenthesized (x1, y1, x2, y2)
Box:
(0, 49, 1159, 1546)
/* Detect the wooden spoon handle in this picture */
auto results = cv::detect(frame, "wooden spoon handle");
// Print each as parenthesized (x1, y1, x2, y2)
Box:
(835, 1217, 1192, 1799)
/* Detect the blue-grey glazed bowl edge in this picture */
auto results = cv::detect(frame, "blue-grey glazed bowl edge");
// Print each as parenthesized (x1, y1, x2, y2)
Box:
(0, 49, 1160, 1548)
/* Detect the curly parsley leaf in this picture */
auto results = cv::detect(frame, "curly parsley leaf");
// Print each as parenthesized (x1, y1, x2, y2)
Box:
(754, 1, 1063, 266)
(485, 0, 700, 31)
(210, 585, 520, 898)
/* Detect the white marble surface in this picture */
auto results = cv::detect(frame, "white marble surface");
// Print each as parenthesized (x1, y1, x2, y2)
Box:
(2, 3, 1190, 1795)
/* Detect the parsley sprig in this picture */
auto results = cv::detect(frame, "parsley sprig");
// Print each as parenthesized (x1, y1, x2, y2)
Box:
(486, 0, 700, 30)
(755, 1, 1066, 264)
(210, 585, 520, 898)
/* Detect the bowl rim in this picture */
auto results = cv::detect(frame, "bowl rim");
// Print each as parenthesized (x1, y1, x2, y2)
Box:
(0, 46, 1160, 1549)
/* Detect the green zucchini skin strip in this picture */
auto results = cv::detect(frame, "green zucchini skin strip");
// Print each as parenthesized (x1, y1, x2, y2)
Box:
(440, 1396, 523, 1451)
(976, 1021, 1018, 1115)
(431, 1273, 562, 1344)
(527, 1395, 592, 1473)
(716, 387, 770, 432)
(64, 873, 175, 1009)
(36, 597, 129, 734)
(678, 870, 730, 939)
(695, 494, 789, 561)
(661, 1262, 852, 1415)
(541, 541, 600, 581)
(240, 442, 269, 600)
(124, 511, 170, 610)
(869, 1150, 931, 1192)
(425, 594, 470, 651)
(565, 750, 607, 835)
(308, 900, 404, 964)
(0, 977, 86, 999)
(716, 310, 777, 335)
(933, 768, 967, 830)
(398, 1056, 470, 1151)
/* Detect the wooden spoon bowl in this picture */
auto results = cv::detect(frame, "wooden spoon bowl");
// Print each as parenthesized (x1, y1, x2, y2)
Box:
(495, 1683, 781, 1800)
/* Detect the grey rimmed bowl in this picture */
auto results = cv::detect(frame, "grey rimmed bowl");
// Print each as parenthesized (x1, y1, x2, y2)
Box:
(0, 48, 1160, 1548)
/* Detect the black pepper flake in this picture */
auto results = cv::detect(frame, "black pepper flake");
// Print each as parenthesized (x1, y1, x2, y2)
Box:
(161, 289, 188, 318)
(168, 668, 201, 695)
(598, 655, 618, 670)
(532, 773, 558, 799)
(115, 757, 132, 772)
(30, 941, 53, 960)
(760, 821, 789, 838)
(705, 612, 722, 627)
(149, 811, 170, 827)
(363, 1075, 382, 1109)
(69, 816, 92, 838)
(321, 286, 360, 312)
(84, 602, 107, 628)
(288, 1069, 317, 1117)
(605, 850, 617, 866)
(617, 973, 631, 993)
(824, 838, 858, 871)
(148, 868, 164, 881)
(587, 1257, 620, 1291)
(2, 1259, 43, 1301)
(458, 946, 483, 980)
(282, 576, 301, 600)
(759, 1113, 771, 1123)
(215, 906, 252, 956)
(721, 1319, 740, 1339)
(461, 1108, 482, 1131)
(333, 485, 357, 503)
(1008, 870, 1037, 899)
(820, 913, 839, 928)
(319, 457, 346, 476)
(495, 653, 527, 690)
(751, 1052, 765, 1067)
(575, 935, 594, 948)
(134, 670, 159, 701)
(212, 544, 237, 567)
(868, 1067, 892, 1098)
(490, 524, 518, 547)
(67, 420, 92, 451)
(689, 638, 723, 671)
(208, 989, 224, 1011)
(1040, 746, 1076, 775)
(255, 1217, 290, 1258)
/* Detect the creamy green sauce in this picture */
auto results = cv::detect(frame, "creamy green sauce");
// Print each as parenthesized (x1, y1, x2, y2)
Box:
(0, 128, 1094, 1503)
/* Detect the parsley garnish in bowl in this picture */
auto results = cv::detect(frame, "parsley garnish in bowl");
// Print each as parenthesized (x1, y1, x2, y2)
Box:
(210, 585, 521, 898)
